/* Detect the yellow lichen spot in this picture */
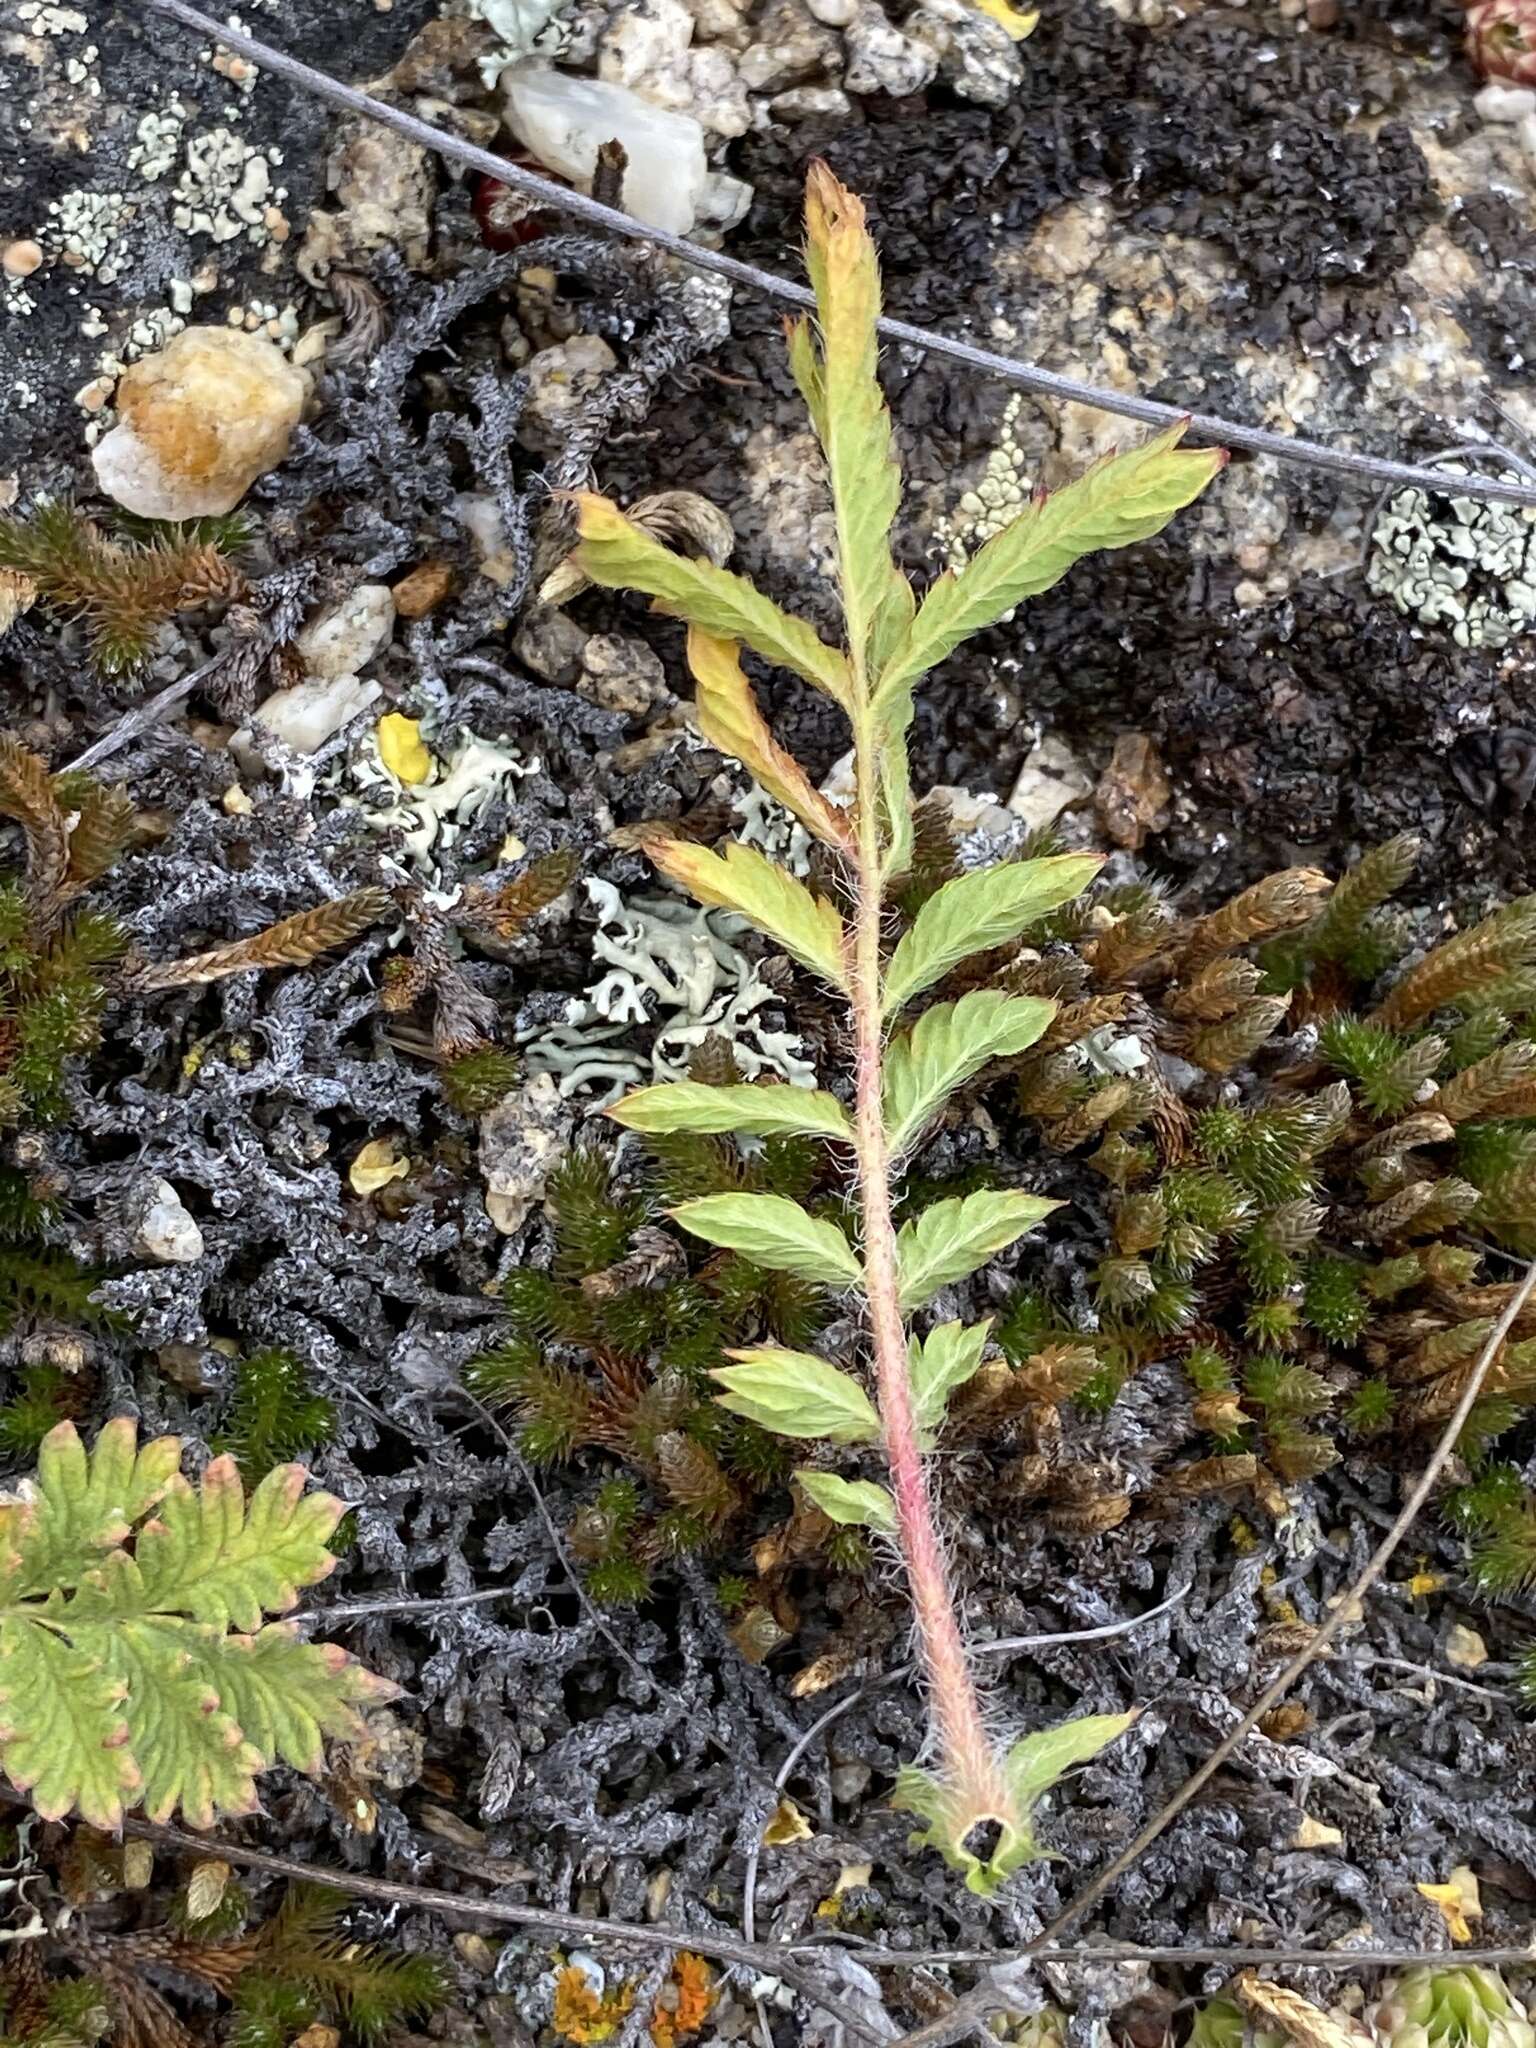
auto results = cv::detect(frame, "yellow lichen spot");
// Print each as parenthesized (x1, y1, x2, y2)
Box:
(651, 1953, 714, 2048)
(376, 711, 433, 785)
(970, 0, 1039, 37)
(1229, 1515, 1258, 1554)
(762, 1796, 813, 1846)
(552, 1963, 635, 2045)
(349, 1136, 410, 1196)
(1416, 1867, 1481, 1943)
(181, 1040, 208, 1080)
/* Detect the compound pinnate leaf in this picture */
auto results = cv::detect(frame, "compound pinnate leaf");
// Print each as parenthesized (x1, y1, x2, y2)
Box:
(715, 1346, 880, 1443)
(1005, 1710, 1138, 1811)
(878, 425, 1225, 698)
(0, 1423, 373, 1829)
(610, 1080, 853, 1143)
(672, 1193, 863, 1288)
(688, 628, 851, 848)
(0, 1614, 136, 1827)
(641, 837, 850, 992)
(130, 1457, 345, 1633)
(793, 1469, 897, 1536)
(883, 856, 1102, 1016)
(883, 991, 1056, 1152)
(896, 1190, 1060, 1310)
(910, 1320, 993, 1440)
(572, 493, 851, 704)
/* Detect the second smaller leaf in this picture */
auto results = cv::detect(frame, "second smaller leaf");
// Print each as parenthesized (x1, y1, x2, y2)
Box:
(794, 1469, 898, 1536)
(716, 1347, 880, 1443)
(610, 1081, 852, 1142)
(910, 1320, 993, 1440)
(896, 1190, 1060, 1310)
(884, 991, 1056, 1152)
(672, 1192, 862, 1287)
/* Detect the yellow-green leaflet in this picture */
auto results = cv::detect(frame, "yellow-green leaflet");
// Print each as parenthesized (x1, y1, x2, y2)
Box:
(883, 991, 1057, 1152)
(896, 1190, 1060, 1310)
(1004, 1711, 1138, 1810)
(610, 1081, 853, 1142)
(794, 1470, 897, 1537)
(643, 837, 850, 992)
(910, 1320, 993, 1441)
(715, 1348, 880, 1443)
(876, 425, 1226, 701)
(571, 493, 851, 705)
(802, 164, 902, 667)
(883, 855, 1101, 1016)
(671, 1193, 863, 1287)
(686, 627, 851, 848)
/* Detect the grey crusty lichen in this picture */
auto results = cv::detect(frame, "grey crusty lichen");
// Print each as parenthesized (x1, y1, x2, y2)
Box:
(1367, 465, 1536, 649)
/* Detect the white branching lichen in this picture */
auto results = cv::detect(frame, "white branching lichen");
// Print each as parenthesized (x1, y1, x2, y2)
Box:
(1367, 465, 1536, 649)
(346, 731, 536, 898)
(523, 877, 816, 1101)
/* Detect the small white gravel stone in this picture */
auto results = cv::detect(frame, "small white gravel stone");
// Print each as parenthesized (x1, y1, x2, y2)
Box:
(136, 1179, 205, 1264)
(1474, 81, 1536, 120)
(248, 671, 383, 754)
(503, 61, 710, 234)
(1006, 735, 1093, 832)
(296, 583, 397, 681)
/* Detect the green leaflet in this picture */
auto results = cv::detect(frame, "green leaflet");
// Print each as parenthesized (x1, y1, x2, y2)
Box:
(883, 991, 1057, 1152)
(643, 838, 850, 992)
(105, 1616, 261, 1826)
(896, 1190, 1060, 1310)
(802, 165, 902, 667)
(687, 627, 851, 848)
(910, 1320, 993, 1440)
(672, 1193, 863, 1287)
(609, 1080, 853, 1142)
(876, 425, 1226, 700)
(179, 1624, 378, 1775)
(8, 1415, 181, 1599)
(111, 1457, 346, 1633)
(0, 1615, 134, 1828)
(0, 1421, 380, 1829)
(572, 493, 851, 705)
(1005, 1709, 1138, 1810)
(714, 1346, 880, 1443)
(794, 1469, 898, 1536)
(785, 316, 828, 443)
(883, 855, 1102, 1016)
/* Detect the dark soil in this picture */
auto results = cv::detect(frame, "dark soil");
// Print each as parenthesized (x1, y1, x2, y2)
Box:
(2, 0, 1536, 2041)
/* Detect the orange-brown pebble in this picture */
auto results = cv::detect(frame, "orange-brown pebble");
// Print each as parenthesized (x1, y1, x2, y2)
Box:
(391, 560, 455, 619)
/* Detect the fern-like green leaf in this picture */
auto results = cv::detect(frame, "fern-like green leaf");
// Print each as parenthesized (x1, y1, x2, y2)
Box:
(896, 1190, 1060, 1310)
(611, 1080, 853, 1142)
(883, 857, 1101, 1016)
(0, 1422, 384, 1828)
(671, 1193, 862, 1287)
(883, 991, 1055, 1151)
(877, 426, 1225, 699)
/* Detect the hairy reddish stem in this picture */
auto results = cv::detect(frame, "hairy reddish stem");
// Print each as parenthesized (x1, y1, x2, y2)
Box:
(848, 726, 1007, 1831)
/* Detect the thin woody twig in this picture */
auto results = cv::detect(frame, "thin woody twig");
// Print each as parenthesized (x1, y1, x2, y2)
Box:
(888, 1256, 1536, 2048)
(812, 1941, 1536, 1970)
(66, 653, 227, 775)
(105, 1816, 893, 2048)
(140, 0, 1536, 510)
